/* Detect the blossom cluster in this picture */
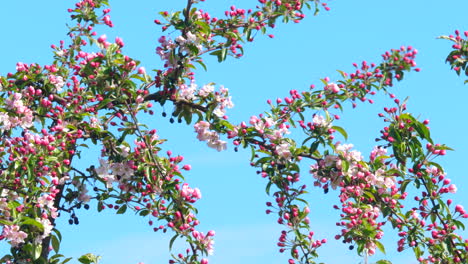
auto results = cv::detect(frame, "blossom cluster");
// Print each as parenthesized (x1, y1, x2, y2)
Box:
(0, 92, 34, 131)
(1, 225, 27, 248)
(194, 121, 227, 151)
(179, 82, 234, 118)
(309, 144, 398, 255)
(95, 157, 136, 188)
(192, 230, 215, 255)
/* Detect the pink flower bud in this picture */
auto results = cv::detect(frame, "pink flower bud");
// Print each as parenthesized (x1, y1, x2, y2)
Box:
(98, 34, 107, 43)
(115, 37, 124, 47)
(138, 67, 146, 75)
(448, 184, 457, 194)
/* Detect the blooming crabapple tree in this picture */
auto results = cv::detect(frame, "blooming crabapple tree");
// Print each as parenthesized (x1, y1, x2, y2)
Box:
(0, 0, 467, 264)
(443, 30, 468, 83)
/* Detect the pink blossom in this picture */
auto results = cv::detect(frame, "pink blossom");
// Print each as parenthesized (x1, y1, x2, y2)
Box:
(199, 84, 214, 97)
(180, 183, 202, 201)
(194, 121, 211, 132)
(370, 146, 387, 161)
(276, 143, 292, 159)
(207, 139, 227, 151)
(448, 184, 457, 194)
(37, 194, 54, 209)
(365, 241, 376, 256)
(263, 117, 275, 128)
(37, 217, 53, 240)
(192, 231, 214, 255)
(325, 82, 340, 93)
(48, 75, 65, 91)
(179, 83, 197, 100)
(194, 121, 227, 151)
(193, 188, 202, 199)
(186, 31, 197, 42)
(95, 158, 117, 188)
(2, 225, 27, 247)
(312, 114, 330, 128)
(78, 184, 92, 203)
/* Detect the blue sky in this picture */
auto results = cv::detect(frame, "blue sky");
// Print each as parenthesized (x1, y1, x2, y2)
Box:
(1, 1, 468, 264)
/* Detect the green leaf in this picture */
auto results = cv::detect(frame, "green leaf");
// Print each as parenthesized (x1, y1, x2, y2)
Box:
(116, 204, 127, 214)
(453, 219, 465, 230)
(22, 217, 44, 232)
(196, 60, 207, 71)
(413, 121, 431, 142)
(413, 245, 423, 258)
(51, 234, 60, 253)
(400, 180, 410, 193)
(302, 136, 313, 146)
(78, 253, 101, 264)
(8, 200, 21, 210)
(0, 219, 13, 226)
(265, 181, 273, 195)
(220, 48, 228, 62)
(375, 240, 386, 254)
(332, 126, 348, 140)
(415, 179, 421, 189)
(434, 144, 454, 151)
(246, 29, 252, 41)
(62, 257, 73, 264)
(363, 190, 375, 201)
(430, 212, 436, 223)
(34, 244, 42, 260)
(309, 141, 320, 154)
(186, 43, 200, 55)
(375, 260, 392, 264)
(250, 145, 256, 161)
(139, 209, 150, 216)
(341, 159, 350, 173)
(441, 240, 449, 253)
(336, 69, 348, 78)
(97, 201, 104, 212)
(169, 234, 179, 250)
(183, 110, 193, 125)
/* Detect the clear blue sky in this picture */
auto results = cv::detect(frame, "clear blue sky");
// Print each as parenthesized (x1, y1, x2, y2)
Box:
(1, 1, 468, 264)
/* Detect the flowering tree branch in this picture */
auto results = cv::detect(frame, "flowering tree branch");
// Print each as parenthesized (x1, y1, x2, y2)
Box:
(0, 0, 467, 264)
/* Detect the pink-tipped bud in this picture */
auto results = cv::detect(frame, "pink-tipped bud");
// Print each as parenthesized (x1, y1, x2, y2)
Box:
(115, 37, 124, 47)
(98, 34, 107, 43)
